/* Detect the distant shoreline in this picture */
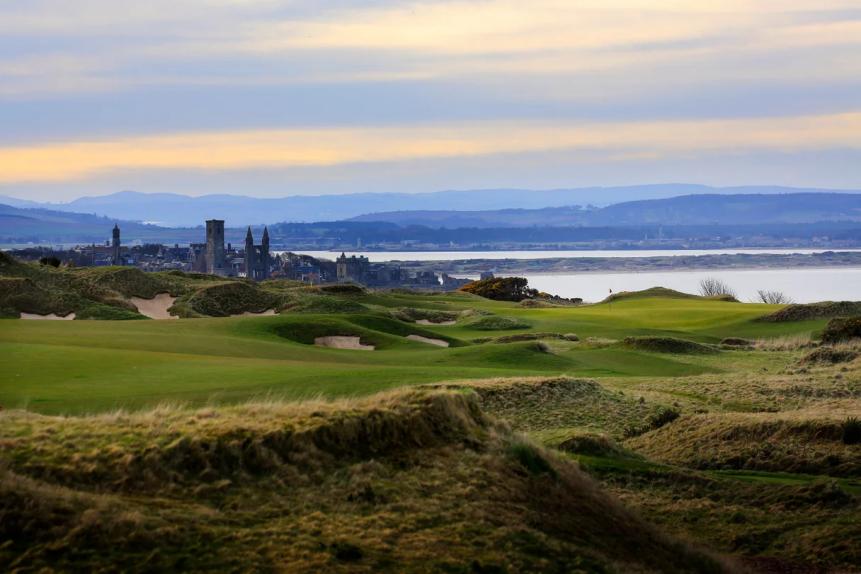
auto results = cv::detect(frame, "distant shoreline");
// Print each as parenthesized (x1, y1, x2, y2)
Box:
(392, 252, 861, 275)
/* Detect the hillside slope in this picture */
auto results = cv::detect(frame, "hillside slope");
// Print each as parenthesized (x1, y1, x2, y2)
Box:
(0, 389, 729, 573)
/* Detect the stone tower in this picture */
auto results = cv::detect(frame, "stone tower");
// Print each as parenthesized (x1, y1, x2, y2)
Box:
(262, 226, 270, 271)
(244, 226, 255, 278)
(205, 219, 226, 275)
(111, 223, 121, 265)
(244, 226, 271, 281)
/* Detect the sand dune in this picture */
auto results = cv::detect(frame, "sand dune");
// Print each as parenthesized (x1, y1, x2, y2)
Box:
(314, 336, 375, 350)
(20, 312, 76, 320)
(407, 334, 450, 347)
(130, 293, 178, 320)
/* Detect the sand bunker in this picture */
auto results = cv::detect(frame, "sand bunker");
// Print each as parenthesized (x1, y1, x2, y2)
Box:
(314, 336, 375, 350)
(407, 335, 450, 347)
(20, 312, 76, 320)
(416, 320, 456, 326)
(234, 309, 277, 317)
(130, 293, 178, 320)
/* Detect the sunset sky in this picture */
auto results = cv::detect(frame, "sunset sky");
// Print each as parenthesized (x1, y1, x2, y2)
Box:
(2, 0, 860, 200)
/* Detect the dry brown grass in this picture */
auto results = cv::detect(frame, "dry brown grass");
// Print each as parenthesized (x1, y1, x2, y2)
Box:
(0, 387, 730, 573)
(625, 406, 861, 477)
(753, 334, 816, 351)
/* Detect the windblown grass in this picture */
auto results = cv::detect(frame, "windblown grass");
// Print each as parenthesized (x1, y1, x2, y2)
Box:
(0, 389, 729, 573)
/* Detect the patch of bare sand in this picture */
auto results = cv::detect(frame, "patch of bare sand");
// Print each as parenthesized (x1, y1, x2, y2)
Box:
(314, 336, 375, 350)
(130, 293, 177, 320)
(407, 334, 450, 347)
(416, 319, 456, 326)
(20, 312, 76, 320)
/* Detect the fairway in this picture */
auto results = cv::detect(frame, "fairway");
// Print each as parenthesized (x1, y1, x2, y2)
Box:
(0, 292, 825, 414)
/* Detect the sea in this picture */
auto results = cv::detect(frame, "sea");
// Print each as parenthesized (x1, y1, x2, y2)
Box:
(280, 249, 861, 303)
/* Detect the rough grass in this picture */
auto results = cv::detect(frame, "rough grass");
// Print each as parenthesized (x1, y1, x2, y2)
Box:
(426, 377, 671, 441)
(389, 306, 459, 323)
(464, 315, 531, 330)
(752, 333, 816, 351)
(757, 301, 861, 322)
(475, 332, 579, 344)
(626, 411, 861, 477)
(173, 282, 281, 317)
(623, 336, 719, 354)
(821, 316, 861, 344)
(800, 346, 859, 365)
(0, 389, 729, 573)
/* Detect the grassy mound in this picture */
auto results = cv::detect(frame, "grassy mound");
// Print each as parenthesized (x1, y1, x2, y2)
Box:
(283, 294, 368, 313)
(174, 282, 281, 317)
(464, 315, 531, 331)
(271, 314, 464, 349)
(73, 267, 181, 299)
(800, 346, 859, 365)
(626, 413, 861, 477)
(0, 390, 728, 573)
(757, 301, 861, 322)
(390, 307, 459, 323)
(821, 316, 861, 344)
(604, 286, 701, 302)
(623, 336, 719, 354)
(603, 286, 739, 303)
(0, 263, 144, 320)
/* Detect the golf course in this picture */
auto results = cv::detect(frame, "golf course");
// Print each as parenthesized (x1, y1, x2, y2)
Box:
(2, 256, 860, 572)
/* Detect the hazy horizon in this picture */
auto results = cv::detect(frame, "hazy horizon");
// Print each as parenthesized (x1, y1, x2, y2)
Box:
(1, 1, 860, 202)
(5, 182, 861, 206)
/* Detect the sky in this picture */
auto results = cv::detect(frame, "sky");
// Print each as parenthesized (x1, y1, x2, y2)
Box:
(1, 0, 860, 201)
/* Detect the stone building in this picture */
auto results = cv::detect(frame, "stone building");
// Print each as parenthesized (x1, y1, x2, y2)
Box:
(111, 224, 122, 265)
(244, 226, 271, 280)
(205, 219, 226, 275)
(336, 252, 369, 282)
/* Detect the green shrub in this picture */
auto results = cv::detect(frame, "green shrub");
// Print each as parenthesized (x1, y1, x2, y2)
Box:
(459, 277, 538, 302)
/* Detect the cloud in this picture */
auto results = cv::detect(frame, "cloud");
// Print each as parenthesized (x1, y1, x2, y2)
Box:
(2, 112, 858, 183)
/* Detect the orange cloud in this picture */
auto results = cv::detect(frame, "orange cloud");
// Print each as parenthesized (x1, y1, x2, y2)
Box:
(2, 113, 859, 183)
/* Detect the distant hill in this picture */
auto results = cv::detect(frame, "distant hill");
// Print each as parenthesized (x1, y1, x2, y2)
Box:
(2, 185, 858, 227)
(351, 193, 861, 228)
(0, 204, 180, 244)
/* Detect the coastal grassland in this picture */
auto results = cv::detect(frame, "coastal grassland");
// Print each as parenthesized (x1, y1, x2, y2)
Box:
(2, 284, 860, 571)
(0, 389, 730, 573)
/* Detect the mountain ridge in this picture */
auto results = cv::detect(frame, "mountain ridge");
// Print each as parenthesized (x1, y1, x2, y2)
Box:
(3, 184, 859, 227)
(350, 193, 861, 228)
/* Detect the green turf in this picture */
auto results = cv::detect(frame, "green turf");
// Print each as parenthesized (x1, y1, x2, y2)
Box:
(0, 292, 822, 414)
